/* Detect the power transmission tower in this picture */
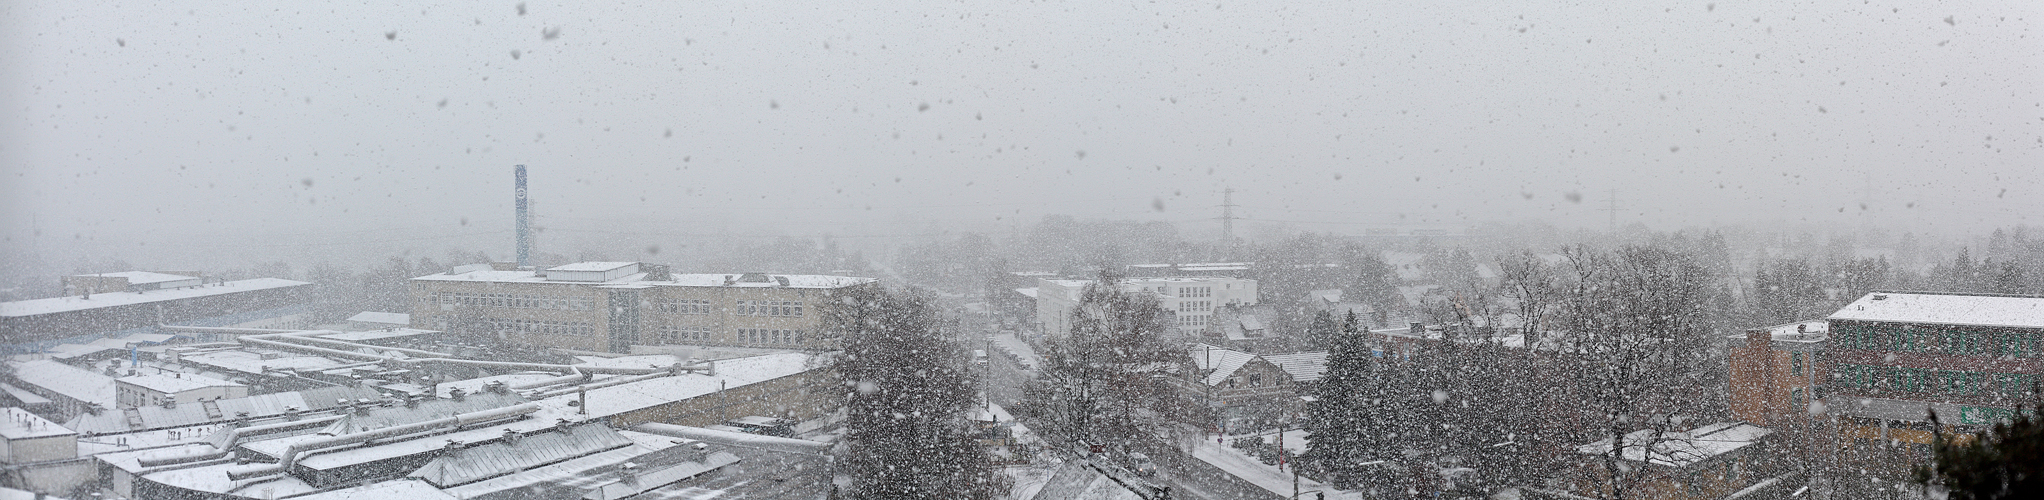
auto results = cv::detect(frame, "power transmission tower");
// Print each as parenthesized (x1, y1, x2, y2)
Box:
(1599, 188, 1620, 235)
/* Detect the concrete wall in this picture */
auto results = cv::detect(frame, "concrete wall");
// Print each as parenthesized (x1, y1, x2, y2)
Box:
(1, 435, 78, 465)
(2, 457, 94, 495)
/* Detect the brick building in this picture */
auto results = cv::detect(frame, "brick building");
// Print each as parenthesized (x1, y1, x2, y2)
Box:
(410, 262, 875, 353)
(1725, 291, 2044, 492)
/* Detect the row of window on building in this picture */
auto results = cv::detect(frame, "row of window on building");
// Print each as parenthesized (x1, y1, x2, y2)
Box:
(652, 298, 714, 314)
(1177, 300, 1211, 313)
(1178, 314, 1209, 328)
(434, 292, 810, 318)
(432, 292, 599, 311)
(1178, 286, 1212, 298)
(652, 325, 714, 344)
(738, 328, 808, 345)
(483, 318, 597, 337)
(1830, 323, 2040, 357)
(1830, 362, 2041, 398)
(735, 300, 804, 317)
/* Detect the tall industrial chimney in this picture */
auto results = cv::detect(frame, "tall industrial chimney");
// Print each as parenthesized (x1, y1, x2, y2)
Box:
(515, 165, 530, 268)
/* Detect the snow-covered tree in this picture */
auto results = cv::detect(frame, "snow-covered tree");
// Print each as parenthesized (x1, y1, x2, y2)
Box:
(832, 285, 1005, 499)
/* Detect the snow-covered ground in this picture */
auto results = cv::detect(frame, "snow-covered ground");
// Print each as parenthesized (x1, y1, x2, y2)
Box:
(1188, 429, 1356, 499)
(991, 332, 1041, 370)
(1006, 462, 1057, 500)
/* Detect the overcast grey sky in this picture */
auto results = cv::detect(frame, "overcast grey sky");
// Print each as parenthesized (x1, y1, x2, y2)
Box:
(3, 0, 2039, 271)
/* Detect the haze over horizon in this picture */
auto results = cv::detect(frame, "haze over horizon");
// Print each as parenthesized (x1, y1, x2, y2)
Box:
(4, 0, 2040, 272)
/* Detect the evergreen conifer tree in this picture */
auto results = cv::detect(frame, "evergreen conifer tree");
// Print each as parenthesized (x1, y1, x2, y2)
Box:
(1306, 311, 1381, 488)
(1917, 408, 2044, 500)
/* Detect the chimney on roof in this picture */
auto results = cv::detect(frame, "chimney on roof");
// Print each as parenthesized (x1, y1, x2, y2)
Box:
(485, 381, 508, 395)
(501, 428, 521, 445)
(443, 439, 464, 458)
(449, 388, 466, 401)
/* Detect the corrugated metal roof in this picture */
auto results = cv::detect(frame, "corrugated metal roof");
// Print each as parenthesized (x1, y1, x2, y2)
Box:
(409, 424, 634, 487)
(64, 386, 388, 434)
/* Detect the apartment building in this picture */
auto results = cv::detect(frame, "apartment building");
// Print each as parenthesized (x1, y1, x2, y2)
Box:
(410, 262, 876, 353)
(1033, 276, 1258, 337)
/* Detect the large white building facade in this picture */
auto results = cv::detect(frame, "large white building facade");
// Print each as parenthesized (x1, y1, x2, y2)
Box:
(1033, 277, 1258, 338)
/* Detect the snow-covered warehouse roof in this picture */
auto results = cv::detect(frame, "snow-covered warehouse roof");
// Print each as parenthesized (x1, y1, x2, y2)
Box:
(0, 278, 309, 318)
(10, 359, 115, 407)
(344, 311, 410, 325)
(1828, 291, 2044, 329)
(66, 385, 389, 434)
(539, 353, 822, 419)
(414, 264, 874, 289)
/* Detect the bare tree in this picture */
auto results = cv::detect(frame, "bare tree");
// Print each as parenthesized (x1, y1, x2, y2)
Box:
(1553, 245, 1719, 500)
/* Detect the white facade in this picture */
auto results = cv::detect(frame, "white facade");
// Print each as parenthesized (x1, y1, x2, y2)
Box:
(1033, 277, 1258, 337)
(115, 373, 248, 408)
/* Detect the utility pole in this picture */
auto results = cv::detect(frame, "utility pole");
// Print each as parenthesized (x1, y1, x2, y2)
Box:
(1219, 188, 1238, 258)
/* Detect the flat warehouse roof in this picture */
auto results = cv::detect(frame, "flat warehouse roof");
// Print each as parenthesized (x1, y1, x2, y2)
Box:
(1, 278, 310, 318)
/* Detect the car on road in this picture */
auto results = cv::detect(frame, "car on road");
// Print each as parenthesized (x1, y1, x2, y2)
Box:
(1127, 451, 1158, 477)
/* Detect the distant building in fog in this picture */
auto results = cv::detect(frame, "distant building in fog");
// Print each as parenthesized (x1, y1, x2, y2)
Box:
(409, 262, 875, 353)
(1033, 276, 1257, 337)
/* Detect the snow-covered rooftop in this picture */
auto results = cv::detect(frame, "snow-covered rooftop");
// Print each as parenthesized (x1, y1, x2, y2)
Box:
(412, 267, 874, 289)
(1189, 344, 1258, 387)
(538, 353, 822, 418)
(1263, 352, 1329, 383)
(0, 407, 74, 440)
(9, 360, 115, 407)
(1574, 422, 1773, 468)
(1742, 320, 1829, 343)
(119, 373, 243, 393)
(0, 278, 310, 317)
(75, 271, 202, 286)
(65, 385, 387, 434)
(314, 328, 436, 342)
(0, 383, 51, 406)
(344, 311, 410, 325)
(548, 261, 638, 272)
(1828, 292, 2044, 329)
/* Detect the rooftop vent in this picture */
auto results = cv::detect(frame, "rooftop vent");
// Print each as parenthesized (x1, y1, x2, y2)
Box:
(1872, 294, 1888, 300)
